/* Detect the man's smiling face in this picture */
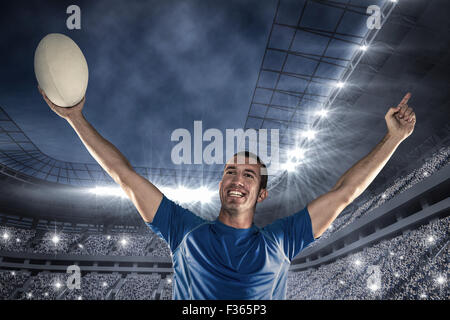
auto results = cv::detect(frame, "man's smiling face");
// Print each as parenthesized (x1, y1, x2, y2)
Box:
(219, 154, 267, 215)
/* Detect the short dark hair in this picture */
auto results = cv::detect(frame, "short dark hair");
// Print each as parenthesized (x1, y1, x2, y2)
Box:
(228, 151, 268, 190)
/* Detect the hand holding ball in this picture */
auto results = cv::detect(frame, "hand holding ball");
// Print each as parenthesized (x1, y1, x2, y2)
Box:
(35, 33, 88, 108)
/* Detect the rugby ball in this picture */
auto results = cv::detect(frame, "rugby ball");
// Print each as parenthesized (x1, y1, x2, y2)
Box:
(34, 33, 88, 107)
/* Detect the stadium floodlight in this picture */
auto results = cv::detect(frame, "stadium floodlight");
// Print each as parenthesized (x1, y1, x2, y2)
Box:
(51, 235, 60, 244)
(302, 129, 317, 140)
(89, 186, 127, 198)
(159, 186, 216, 204)
(2, 232, 9, 240)
(90, 184, 217, 204)
(335, 81, 345, 88)
(281, 160, 298, 172)
(287, 148, 306, 161)
(367, 283, 379, 291)
(197, 187, 216, 204)
(436, 275, 446, 285)
(170, 186, 191, 204)
(314, 109, 329, 118)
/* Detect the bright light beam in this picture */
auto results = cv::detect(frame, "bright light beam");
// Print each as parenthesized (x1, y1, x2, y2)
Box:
(90, 186, 128, 198)
(159, 186, 216, 204)
(314, 109, 329, 117)
(281, 160, 298, 172)
(359, 45, 368, 51)
(287, 148, 306, 160)
(302, 130, 317, 140)
(335, 81, 345, 88)
(89, 185, 216, 204)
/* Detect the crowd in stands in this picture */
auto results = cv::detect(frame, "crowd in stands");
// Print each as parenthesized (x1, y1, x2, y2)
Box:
(286, 216, 449, 300)
(148, 237, 172, 257)
(160, 277, 173, 300)
(115, 273, 161, 300)
(0, 270, 29, 299)
(0, 227, 169, 257)
(0, 271, 164, 300)
(64, 273, 121, 300)
(0, 226, 35, 253)
(32, 232, 82, 255)
(70, 234, 112, 256)
(19, 271, 70, 300)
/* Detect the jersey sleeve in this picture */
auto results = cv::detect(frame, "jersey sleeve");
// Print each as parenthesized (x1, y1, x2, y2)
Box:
(262, 206, 315, 261)
(146, 195, 206, 252)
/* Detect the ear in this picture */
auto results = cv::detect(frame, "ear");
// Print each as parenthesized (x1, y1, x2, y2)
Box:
(257, 189, 268, 203)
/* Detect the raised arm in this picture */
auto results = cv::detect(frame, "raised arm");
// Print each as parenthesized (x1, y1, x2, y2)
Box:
(307, 93, 416, 238)
(38, 87, 163, 223)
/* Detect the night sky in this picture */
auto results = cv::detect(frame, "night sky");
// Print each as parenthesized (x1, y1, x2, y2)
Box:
(0, 0, 276, 170)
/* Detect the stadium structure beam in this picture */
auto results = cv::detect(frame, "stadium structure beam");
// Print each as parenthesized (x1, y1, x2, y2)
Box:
(261, 67, 340, 82)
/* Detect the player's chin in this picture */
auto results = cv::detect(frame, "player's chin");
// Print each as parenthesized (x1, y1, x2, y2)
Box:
(224, 196, 247, 208)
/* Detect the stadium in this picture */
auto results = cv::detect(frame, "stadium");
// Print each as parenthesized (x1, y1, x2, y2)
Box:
(0, 0, 449, 301)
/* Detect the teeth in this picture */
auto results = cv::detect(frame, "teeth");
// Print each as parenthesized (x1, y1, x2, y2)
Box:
(228, 191, 244, 197)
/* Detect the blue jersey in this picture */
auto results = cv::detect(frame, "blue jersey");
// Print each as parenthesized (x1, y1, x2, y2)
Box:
(147, 196, 315, 300)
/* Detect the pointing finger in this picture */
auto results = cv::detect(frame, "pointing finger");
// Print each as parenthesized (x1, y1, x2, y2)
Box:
(398, 92, 411, 107)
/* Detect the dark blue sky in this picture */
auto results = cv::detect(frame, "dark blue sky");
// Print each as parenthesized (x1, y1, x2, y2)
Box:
(0, 0, 276, 169)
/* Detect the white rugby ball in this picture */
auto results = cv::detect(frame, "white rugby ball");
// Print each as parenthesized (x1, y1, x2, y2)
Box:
(34, 33, 88, 107)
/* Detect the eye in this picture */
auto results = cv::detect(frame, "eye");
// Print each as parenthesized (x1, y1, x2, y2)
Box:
(244, 173, 254, 179)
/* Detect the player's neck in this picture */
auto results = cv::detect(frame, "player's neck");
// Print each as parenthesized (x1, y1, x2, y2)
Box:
(218, 208, 254, 229)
